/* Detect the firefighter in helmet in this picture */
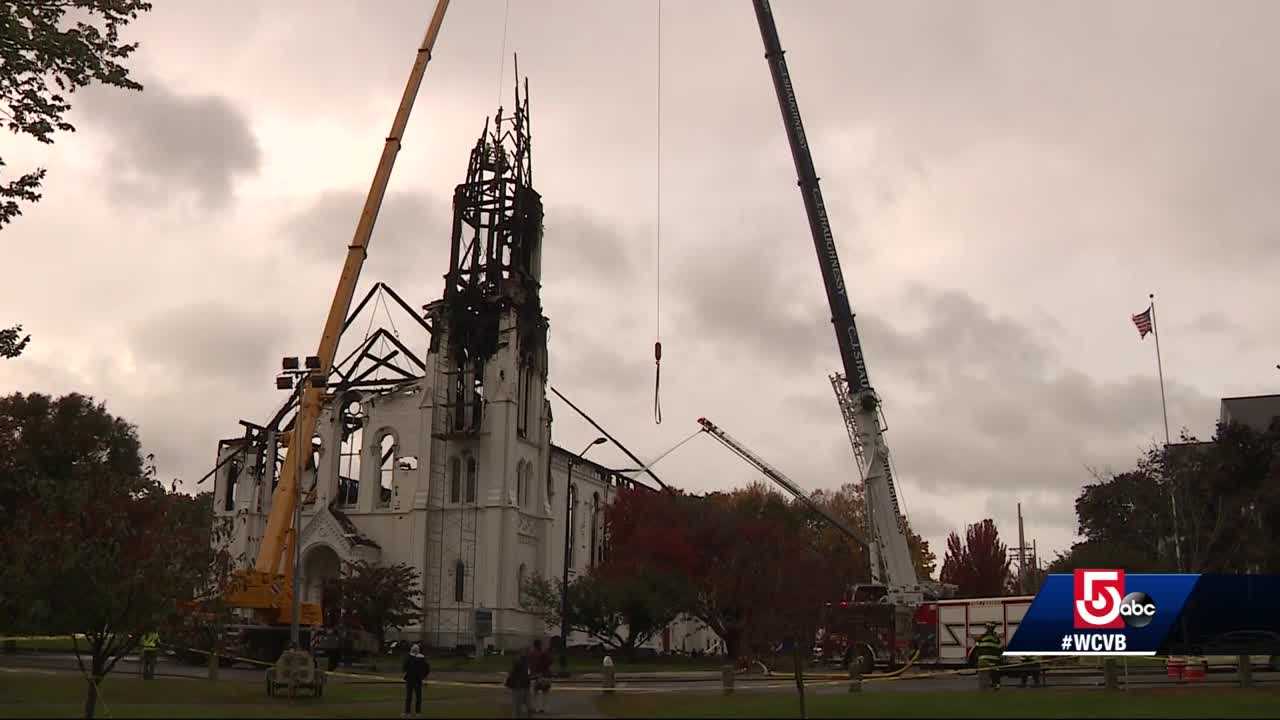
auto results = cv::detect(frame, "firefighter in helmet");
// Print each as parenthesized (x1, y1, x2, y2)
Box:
(975, 621, 1004, 689)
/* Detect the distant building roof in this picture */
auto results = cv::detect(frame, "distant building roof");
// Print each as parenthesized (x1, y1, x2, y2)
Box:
(1219, 394, 1280, 434)
(550, 443, 660, 491)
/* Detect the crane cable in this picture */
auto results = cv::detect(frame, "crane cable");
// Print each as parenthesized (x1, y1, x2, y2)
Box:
(653, 0, 663, 425)
(495, 0, 511, 106)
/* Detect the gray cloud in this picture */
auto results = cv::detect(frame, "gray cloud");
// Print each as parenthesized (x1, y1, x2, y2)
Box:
(1187, 311, 1242, 336)
(7, 0, 1280, 564)
(130, 302, 287, 384)
(283, 189, 450, 288)
(542, 204, 639, 284)
(79, 78, 260, 210)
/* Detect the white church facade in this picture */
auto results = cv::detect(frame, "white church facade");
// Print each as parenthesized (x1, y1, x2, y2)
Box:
(209, 79, 714, 654)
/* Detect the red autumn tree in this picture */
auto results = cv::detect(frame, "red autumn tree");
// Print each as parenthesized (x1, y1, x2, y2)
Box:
(603, 483, 839, 664)
(940, 518, 1013, 598)
(0, 393, 216, 718)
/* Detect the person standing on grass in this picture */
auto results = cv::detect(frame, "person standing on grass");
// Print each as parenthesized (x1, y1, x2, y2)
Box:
(505, 647, 533, 718)
(140, 630, 159, 680)
(402, 643, 430, 718)
(529, 639, 553, 713)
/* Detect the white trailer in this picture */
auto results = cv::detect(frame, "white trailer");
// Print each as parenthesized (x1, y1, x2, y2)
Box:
(916, 595, 1035, 666)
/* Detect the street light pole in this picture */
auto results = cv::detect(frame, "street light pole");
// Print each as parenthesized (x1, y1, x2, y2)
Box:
(560, 437, 606, 677)
(291, 412, 303, 648)
(278, 355, 323, 654)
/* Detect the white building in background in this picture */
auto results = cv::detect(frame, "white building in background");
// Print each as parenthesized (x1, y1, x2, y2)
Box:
(210, 79, 715, 654)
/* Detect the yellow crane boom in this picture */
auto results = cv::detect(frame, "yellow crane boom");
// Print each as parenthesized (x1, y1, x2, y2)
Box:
(226, 0, 451, 625)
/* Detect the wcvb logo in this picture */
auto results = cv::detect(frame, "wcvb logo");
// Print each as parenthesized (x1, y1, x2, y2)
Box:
(1073, 569, 1157, 629)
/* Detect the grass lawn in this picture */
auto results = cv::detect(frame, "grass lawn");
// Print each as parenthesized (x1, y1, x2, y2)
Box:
(7, 668, 1279, 719)
(0, 673, 506, 718)
(596, 687, 1280, 719)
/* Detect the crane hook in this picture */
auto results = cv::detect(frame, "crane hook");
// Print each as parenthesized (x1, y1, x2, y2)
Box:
(653, 340, 663, 424)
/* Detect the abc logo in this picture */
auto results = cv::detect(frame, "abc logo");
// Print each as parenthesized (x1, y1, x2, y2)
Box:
(1119, 591, 1157, 628)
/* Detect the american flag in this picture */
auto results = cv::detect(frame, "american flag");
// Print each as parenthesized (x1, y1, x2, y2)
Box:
(1132, 307, 1153, 339)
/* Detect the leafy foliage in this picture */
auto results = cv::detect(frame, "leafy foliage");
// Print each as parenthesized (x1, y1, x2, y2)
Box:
(521, 570, 684, 657)
(1, 0, 153, 227)
(808, 482, 938, 584)
(940, 518, 1012, 597)
(1056, 420, 1280, 573)
(0, 392, 214, 718)
(602, 484, 841, 662)
(1, 324, 30, 358)
(323, 560, 423, 645)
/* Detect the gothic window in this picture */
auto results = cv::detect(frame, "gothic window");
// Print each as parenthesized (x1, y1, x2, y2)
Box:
(377, 432, 395, 508)
(523, 463, 531, 507)
(546, 461, 555, 503)
(454, 560, 466, 602)
(450, 457, 461, 504)
(466, 456, 478, 503)
(590, 492, 600, 568)
(517, 563, 527, 607)
(224, 457, 242, 512)
(515, 461, 525, 508)
(339, 405, 363, 507)
(517, 363, 529, 438)
(304, 434, 323, 505)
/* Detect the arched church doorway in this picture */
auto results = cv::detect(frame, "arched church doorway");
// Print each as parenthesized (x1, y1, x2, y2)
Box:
(302, 544, 342, 609)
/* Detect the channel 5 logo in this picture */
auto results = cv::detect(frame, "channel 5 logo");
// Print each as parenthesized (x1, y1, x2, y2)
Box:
(1073, 569, 1157, 629)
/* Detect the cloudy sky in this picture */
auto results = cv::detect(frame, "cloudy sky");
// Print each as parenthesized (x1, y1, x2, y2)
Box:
(5, 0, 1279, 566)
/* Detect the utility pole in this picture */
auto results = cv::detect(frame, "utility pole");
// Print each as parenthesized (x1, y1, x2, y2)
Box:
(1017, 503, 1027, 594)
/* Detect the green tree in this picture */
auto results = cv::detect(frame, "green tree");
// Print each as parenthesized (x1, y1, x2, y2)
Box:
(0, 392, 213, 718)
(0, 324, 29, 357)
(521, 570, 686, 659)
(1065, 421, 1280, 573)
(327, 560, 423, 648)
(1, 0, 153, 227)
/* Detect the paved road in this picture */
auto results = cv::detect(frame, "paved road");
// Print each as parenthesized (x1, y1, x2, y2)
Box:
(4, 652, 1277, 695)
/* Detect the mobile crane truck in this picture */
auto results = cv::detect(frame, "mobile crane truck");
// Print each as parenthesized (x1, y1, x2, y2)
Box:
(177, 0, 452, 675)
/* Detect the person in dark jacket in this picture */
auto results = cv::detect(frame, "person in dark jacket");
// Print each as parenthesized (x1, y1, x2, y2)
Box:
(505, 650, 532, 718)
(402, 643, 430, 718)
(528, 639, 553, 713)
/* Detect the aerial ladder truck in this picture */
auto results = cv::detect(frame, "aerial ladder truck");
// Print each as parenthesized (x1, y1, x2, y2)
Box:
(748, 0, 930, 603)
(727, 0, 961, 669)
(188, 0, 452, 670)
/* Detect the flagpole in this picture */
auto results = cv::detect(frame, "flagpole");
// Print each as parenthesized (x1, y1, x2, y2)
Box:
(1149, 293, 1171, 447)
(1148, 292, 1182, 571)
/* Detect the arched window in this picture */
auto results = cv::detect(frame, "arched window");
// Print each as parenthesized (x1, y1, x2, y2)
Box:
(377, 432, 395, 507)
(339, 401, 363, 507)
(590, 492, 600, 568)
(454, 560, 466, 602)
(306, 433, 323, 503)
(515, 461, 525, 508)
(224, 457, 242, 512)
(523, 464, 532, 507)
(450, 457, 461, 504)
(466, 456, 478, 503)
(517, 563, 527, 607)
(546, 461, 555, 503)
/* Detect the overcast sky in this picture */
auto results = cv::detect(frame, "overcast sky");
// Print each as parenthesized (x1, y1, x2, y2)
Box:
(4, 0, 1279, 566)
